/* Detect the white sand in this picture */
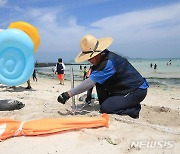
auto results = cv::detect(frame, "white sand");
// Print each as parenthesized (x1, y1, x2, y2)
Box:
(0, 78, 180, 154)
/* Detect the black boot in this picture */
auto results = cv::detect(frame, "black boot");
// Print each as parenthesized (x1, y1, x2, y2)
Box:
(122, 105, 141, 119)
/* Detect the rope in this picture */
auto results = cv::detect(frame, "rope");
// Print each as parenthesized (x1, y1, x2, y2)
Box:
(44, 103, 57, 110)
(14, 121, 24, 136)
(69, 103, 93, 114)
(113, 116, 180, 135)
(44, 102, 92, 114)
(44, 103, 180, 135)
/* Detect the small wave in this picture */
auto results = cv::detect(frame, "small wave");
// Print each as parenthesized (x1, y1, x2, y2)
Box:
(147, 78, 180, 87)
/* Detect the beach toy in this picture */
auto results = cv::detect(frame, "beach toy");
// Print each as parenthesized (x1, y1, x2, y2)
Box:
(0, 29, 34, 86)
(8, 21, 40, 52)
(0, 114, 109, 141)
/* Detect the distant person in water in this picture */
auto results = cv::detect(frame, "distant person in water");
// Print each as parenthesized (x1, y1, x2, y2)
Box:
(55, 58, 65, 85)
(154, 64, 157, 70)
(150, 63, 153, 68)
(169, 60, 172, 65)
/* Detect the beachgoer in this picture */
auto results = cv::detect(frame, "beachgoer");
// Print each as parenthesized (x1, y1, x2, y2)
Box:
(80, 65, 82, 70)
(154, 64, 157, 70)
(169, 60, 172, 65)
(55, 58, 65, 85)
(57, 34, 149, 118)
(150, 63, 153, 68)
(83, 66, 88, 80)
(33, 69, 37, 82)
(25, 79, 31, 89)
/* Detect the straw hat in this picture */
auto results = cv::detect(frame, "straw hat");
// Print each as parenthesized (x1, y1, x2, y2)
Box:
(75, 34, 113, 63)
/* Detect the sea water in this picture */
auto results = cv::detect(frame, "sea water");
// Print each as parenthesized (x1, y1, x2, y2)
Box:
(130, 58, 180, 87)
(36, 58, 180, 87)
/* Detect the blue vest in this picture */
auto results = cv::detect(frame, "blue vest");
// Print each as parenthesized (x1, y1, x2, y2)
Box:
(57, 63, 64, 74)
(92, 50, 144, 95)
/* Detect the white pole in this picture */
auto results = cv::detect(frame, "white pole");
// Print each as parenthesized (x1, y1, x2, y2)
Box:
(70, 66, 76, 110)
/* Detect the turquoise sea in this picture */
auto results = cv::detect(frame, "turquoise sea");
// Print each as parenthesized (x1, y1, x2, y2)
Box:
(36, 58, 180, 87)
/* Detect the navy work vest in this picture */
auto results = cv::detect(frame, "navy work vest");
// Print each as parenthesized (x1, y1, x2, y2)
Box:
(92, 50, 144, 95)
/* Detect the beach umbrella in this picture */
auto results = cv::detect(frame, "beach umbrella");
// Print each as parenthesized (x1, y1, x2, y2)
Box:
(0, 114, 109, 141)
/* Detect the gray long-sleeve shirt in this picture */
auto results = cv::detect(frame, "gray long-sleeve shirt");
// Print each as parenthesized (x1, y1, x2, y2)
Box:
(69, 78, 96, 97)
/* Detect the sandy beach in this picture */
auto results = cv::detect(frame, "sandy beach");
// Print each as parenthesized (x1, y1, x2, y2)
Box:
(0, 77, 180, 154)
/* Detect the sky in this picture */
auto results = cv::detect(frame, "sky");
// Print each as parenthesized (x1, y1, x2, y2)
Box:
(0, 0, 180, 62)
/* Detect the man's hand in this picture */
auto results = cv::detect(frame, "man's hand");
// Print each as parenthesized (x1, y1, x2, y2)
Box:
(57, 92, 70, 104)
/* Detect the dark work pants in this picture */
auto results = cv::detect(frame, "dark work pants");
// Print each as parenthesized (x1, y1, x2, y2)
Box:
(96, 83, 147, 118)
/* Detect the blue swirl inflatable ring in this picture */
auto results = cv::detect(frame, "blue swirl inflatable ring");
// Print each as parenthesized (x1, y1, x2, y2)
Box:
(0, 29, 34, 86)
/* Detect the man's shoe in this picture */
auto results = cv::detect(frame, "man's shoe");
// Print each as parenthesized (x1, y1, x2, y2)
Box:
(126, 105, 141, 119)
(128, 112, 139, 119)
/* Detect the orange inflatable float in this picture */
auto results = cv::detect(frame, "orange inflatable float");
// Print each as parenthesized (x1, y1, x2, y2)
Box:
(0, 114, 109, 141)
(8, 21, 40, 52)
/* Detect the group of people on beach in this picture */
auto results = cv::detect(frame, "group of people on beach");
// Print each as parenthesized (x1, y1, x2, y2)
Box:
(150, 63, 157, 70)
(27, 58, 65, 89)
(167, 60, 172, 66)
(150, 59, 173, 71)
(16, 34, 149, 119)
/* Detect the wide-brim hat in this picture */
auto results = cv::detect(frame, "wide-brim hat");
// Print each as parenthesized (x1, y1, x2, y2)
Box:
(75, 34, 113, 63)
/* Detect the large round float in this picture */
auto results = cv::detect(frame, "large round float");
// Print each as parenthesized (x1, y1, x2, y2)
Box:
(0, 29, 34, 86)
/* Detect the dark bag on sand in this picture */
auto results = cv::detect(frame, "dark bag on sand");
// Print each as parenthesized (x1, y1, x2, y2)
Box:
(0, 99, 25, 111)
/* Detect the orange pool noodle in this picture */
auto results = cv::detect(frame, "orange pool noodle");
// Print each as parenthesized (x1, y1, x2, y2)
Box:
(0, 114, 109, 141)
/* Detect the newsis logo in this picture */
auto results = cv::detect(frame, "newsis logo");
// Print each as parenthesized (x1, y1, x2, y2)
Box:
(130, 140, 174, 149)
